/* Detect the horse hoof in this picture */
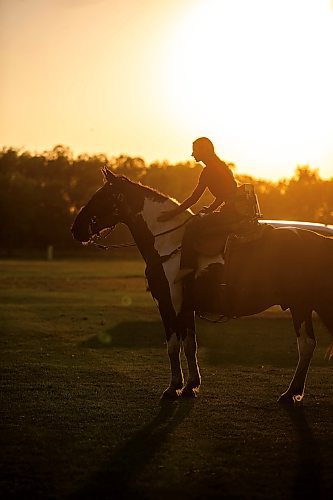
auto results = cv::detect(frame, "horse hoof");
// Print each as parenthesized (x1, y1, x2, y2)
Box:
(161, 387, 180, 400)
(181, 386, 199, 398)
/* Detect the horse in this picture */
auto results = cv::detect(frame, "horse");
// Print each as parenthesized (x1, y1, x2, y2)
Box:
(71, 167, 333, 404)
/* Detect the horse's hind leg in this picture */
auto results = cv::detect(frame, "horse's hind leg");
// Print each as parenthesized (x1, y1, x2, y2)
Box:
(315, 302, 333, 359)
(279, 309, 316, 405)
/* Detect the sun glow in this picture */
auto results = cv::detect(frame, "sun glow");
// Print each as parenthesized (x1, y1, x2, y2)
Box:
(165, 0, 333, 178)
(2, 0, 333, 180)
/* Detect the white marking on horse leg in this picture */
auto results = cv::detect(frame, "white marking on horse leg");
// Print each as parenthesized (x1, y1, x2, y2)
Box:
(166, 332, 183, 390)
(284, 321, 316, 402)
(183, 330, 201, 390)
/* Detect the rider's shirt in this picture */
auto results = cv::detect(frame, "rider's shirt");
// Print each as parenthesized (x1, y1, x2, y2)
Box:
(198, 155, 237, 202)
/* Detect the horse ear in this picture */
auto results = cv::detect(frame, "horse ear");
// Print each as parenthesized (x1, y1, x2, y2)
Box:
(101, 166, 117, 184)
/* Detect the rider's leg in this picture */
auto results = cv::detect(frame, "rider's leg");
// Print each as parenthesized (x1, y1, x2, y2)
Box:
(175, 204, 243, 283)
(174, 214, 215, 282)
(174, 217, 201, 282)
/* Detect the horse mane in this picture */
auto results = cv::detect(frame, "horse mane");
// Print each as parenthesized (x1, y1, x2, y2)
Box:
(118, 175, 179, 205)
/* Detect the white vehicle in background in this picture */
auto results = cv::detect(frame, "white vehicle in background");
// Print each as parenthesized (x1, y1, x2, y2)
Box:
(237, 185, 333, 237)
(259, 220, 333, 237)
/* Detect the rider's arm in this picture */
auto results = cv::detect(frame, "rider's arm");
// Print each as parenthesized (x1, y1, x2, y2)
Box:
(157, 177, 206, 221)
(203, 197, 225, 213)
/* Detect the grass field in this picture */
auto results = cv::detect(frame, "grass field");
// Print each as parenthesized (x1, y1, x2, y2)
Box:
(1, 259, 332, 499)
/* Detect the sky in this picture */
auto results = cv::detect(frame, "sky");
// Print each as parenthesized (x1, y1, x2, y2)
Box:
(1, 0, 333, 180)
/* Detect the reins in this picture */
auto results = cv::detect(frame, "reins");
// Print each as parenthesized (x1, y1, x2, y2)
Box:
(152, 216, 192, 238)
(88, 215, 193, 252)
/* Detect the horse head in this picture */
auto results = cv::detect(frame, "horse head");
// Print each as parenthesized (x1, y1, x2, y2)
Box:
(71, 167, 128, 244)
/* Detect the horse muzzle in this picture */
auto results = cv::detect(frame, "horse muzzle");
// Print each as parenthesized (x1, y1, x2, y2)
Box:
(71, 210, 92, 243)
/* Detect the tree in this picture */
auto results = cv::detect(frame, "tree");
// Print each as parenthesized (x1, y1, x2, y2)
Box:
(1, 146, 332, 254)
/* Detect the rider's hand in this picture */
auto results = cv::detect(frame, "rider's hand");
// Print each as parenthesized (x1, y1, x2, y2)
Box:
(157, 210, 175, 222)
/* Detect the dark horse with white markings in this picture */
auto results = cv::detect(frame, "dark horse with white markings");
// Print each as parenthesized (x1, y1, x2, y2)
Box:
(71, 168, 333, 403)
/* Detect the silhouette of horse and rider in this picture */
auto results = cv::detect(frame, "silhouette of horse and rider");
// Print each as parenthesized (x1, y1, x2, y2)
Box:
(71, 137, 333, 402)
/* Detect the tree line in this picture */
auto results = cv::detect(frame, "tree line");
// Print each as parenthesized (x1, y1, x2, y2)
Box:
(1, 145, 332, 254)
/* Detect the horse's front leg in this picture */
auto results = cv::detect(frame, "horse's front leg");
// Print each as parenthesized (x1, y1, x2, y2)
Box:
(161, 328, 184, 399)
(179, 311, 201, 397)
(279, 310, 316, 405)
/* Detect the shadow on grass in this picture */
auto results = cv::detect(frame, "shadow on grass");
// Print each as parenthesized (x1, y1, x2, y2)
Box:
(281, 406, 322, 499)
(81, 321, 165, 349)
(70, 399, 194, 499)
(81, 317, 329, 368)
(80, 318, 296, 367)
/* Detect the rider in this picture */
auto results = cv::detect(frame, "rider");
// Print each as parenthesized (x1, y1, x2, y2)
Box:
(158, 137, 240, 281)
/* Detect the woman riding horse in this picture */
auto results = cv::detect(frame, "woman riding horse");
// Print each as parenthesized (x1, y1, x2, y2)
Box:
(158, 137, 242, 281)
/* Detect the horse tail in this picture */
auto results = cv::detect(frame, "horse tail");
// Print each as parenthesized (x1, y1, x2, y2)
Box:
(314, 303, 333, 359)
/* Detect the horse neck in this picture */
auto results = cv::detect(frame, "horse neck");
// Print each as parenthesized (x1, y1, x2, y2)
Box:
(124, 189, 191, 264)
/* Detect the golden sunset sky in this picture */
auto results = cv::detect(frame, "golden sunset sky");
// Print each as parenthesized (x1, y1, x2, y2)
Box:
(1, 0, 333, 180)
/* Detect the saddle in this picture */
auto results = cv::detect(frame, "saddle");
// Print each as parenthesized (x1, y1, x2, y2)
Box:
(194, 184, 263, 257)
(194, 221, 266, 257)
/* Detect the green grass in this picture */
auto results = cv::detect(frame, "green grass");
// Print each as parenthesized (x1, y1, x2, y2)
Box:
(1, 259, 332, 499)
